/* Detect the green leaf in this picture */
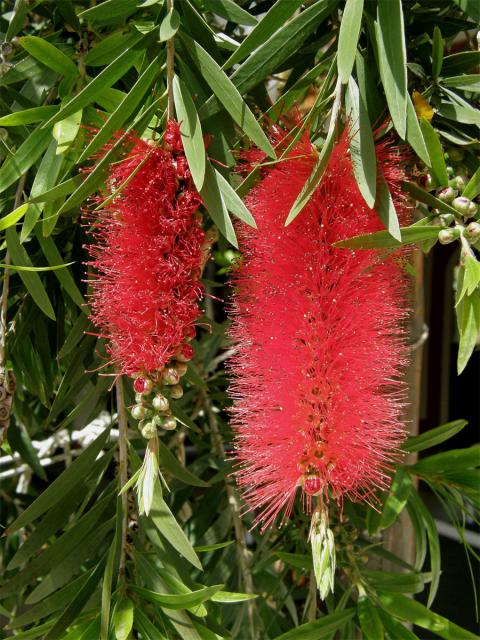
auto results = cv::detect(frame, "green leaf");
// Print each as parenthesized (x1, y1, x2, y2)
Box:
(146, 480, 203, 570)
(363, 569, 430, 594)
(210, 591, 258, 603)
(130, 584, 222, 609)
(274, 609, 356, 640)
(28, 176, 84, 204)
(158, 440, 209, 487)
(345, 76, 377, 208)
(419, 118, 449, 186)
(159, 8, 181, 41)
(5, 227, 56, 320)
(5, 0, 29, 40)
(183, 35, 274, 159)
(223, 0, 304, 68)
(203, 0, 257, 26)
(134, 609, 169, 640)
(410, 445, 480, 475)
(402, 181, 457, 216)
(457, 255, 480, 304)
(442, 51, 480, 75)
(42, 45, 144, 130)
(53, 110, 82, 155)
(200, 158, 237, 247)
(432, 26, 444, 79)
(456, 284, 480, 375)
(375, 0, 407, 138)
(374, 178, 401, 241)
(442, 74, 480, 93)
(199, 0, 338, 120)
(379, 468, 413, 530)
(338, 0, 364, 84)
(114, 598, 134, 640)
(215, 170, 256, 227)
(403, 420, 468, 453)
(379, 593, 479, 640)
(379, 610, 421, 640)
(44, 556, 106, 640)
(406, 95, 431, 166)
(78, 0, 139, 23)
(6, 428, 111, 534)
(274, 551, 312, 570)
(173, 75, 206, 191)
(462, 166, 480, 201)
(85, 30, 144, 67)
(358, 597, 384, 640)
(7, 418, 46, 480)
(333, 223, 442, 249)
(0, 126, 52, 195)
(19, 35, 79, 77)
(0, 106, 59, 126)
(101, 501, 122, 640)
(79, 59, 160, 163)
(0, 203, 28, 231)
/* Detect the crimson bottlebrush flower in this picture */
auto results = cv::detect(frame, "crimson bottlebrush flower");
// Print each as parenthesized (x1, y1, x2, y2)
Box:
(229, 127, 411, 531)
(84, 121, 205, 377)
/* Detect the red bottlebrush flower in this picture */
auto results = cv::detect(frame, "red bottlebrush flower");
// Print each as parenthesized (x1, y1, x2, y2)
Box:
(85, 121, 204, 377)
(229, 128, 411, 530)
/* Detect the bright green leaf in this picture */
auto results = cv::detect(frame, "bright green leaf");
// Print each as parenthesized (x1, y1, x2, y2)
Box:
(19, 35, 78, 77)
(114, 598, 134, 640)
(159, 8, 180, 41)
(333, 223, 442, 249)
(403, 420, 468, 453)
(338, 0, 364, 83)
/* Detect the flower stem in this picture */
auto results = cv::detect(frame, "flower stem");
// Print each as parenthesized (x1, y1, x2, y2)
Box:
(115, 377, 129, 581)
(166, 0, 175, 120)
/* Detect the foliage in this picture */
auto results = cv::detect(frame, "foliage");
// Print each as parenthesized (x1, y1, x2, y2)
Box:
(0, 1, 478, 639)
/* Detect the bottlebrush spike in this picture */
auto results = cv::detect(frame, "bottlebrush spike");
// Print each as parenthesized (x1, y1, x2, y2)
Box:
(229, 127, 411, 531)
(84, 121, 205, 377)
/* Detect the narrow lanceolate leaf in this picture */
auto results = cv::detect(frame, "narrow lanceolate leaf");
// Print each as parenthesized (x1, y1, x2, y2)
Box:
(402, 182, 457, 216)
(159, 8, 180, 41)
(0, 203, 29, 231)
(419, 118, 449, 186)
(79, 59, 160, 163)
(379, 467, 413, 530)
(455, 266, 480, 374)
(403, 419, 468, 453)
(28, 176, 84, 203)
(274, 609, 356, 640)
(0, 106, 59, 126)
(346, 76, 377, 208)
(203, 0, 257, 26)
(53, 110, 82, 155)
(215, 170, 256, 227)
(157, 441, 209, 487)
(5, 227, 55, 320)
(19, 36, 79, 77)
(200, 0, 338, 119)
(182, 35, 274, 159)
(358, 597, 384, 640)
(406, 95, 431, 166)
(462, 166, 480, 200)
(0, 126, 52, 195)
(432, 26, 444, 79)
(200, 159, 238, 247)
(130, 584, 223, 609)
(113, 598, 134, 640)
(379, 593, 479, 640)
(173, 75, 206, 191)
(376, 0, 408, 138)
(6, 428, 110, 534)
(333, 224, 442, 249)
(338, 0, 364, 83)
(42, 45, 144, 130)
(224, 0, 304, 68)
(375, 179, 401, 240)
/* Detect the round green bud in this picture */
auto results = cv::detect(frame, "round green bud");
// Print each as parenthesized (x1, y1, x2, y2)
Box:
(131, 404, 146, 420)
(438, 228, 460, 245)
(140, 421, 157, 439)
(466, 222, 480, 241)
(446, 165, 455, 177)
(162, 417, 177, 431)
(170, 384, 184, 400)
(162, 367, 180, 386)
(439, 213, 454, 227)
(437, 187, 457, 204)
(152, 393, 169, 412)
(452, 196, 471, 215)
(467, 201, 478, 218)
(449, 175, 467, 193)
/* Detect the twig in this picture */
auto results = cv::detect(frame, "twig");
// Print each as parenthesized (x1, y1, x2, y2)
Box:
(115, 377, 129, 581)
(166, 0, 175, 120)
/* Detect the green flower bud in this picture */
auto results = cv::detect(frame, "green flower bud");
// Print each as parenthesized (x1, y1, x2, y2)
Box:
(439, 213, 454, 227)
(131, 404, 146, 420)
(467, 201, 478, 218)
(437, 187, 457, 204)
(140, 421, 157, 439)
(438, 228, 460, 245)
(170, 384, 183, 399)
(466, 222, 480, 241)
(162, 367, 180, 386)
(448, 147, 464, 162)
(152, 393, 170, 412)
(162, 417, 177, 431)
(452, 196, 471, 215)
(446, 165, 455, 177)
(449, 175, 467, 193)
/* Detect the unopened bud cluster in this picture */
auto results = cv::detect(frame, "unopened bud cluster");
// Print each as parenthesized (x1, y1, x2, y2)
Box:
(420, 146, 479, 249)
(130, 342, 194, 440)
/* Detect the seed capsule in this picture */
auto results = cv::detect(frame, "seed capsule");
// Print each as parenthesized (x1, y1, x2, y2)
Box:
(170, 384, 183, 399)
(152, 393, 170, 412)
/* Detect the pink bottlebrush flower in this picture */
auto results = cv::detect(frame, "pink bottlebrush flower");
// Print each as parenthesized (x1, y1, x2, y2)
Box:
(85, 121, 205, 377)
(229, 127, 412, 530)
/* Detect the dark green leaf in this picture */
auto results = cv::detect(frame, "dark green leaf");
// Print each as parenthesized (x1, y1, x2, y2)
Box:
(463, 166, 480, 201)
(406, 95, 431, 166)
(274, 609, 356, 640)
(410, 445, 480, 475)
(345, 76, 377, 208)
(374, 178, 401, 241)
(363, 569, 429, 594)
(0, 126, 52, 195)
(419, 118, 449, 186)
(338, 0, 364, 84)
(375, 0, 407, 138)
(442, 51, 480, 75)
(215, 170, 256, 227)
(456, 283, 480, 375)
(0, 106, 59, 126)
(7, 418, 46, 480)
(200, 158, 238, 247)
(333, 223, 442, 249)
(78, 0, 139, 23)
(19, 36, 78, 77)
(379, 610, 421, 640)
(158, 440, 209, 487)
(203, 0, 257, 26)
(130, 584, 222, 609)
(379, 468, 413, 530)
(403, 420, 468, 452)
(402, 181, 457, 216)
(134, 609, 169, 640)
(432, 26, 444, 79)
(28, 176, 84, 204)
(6, 428, 111, 534)
(442, 74, 480, 92)
(379, 593, 479, 640)
(173, 75, 206, 191)
(358, 597, 384, 640)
